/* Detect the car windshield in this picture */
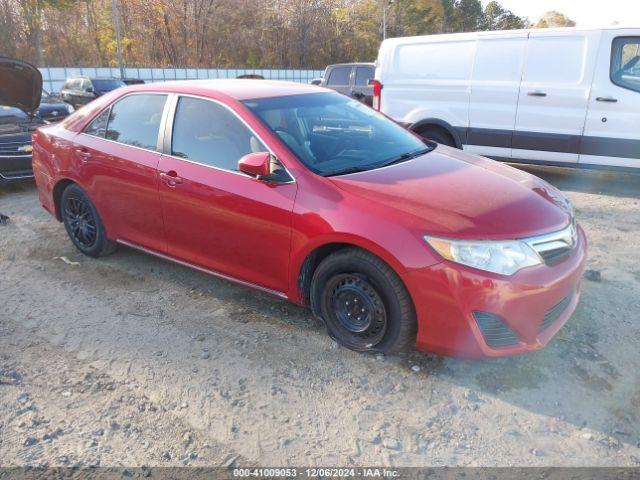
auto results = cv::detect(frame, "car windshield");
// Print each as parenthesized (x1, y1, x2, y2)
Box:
(92, 79, 125, 92)
(242, 92, 432, 176)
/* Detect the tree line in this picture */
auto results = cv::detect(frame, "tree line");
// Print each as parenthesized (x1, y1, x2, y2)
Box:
(0, 0, 576, 68)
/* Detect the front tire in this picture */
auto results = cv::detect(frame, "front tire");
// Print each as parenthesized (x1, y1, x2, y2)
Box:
(418, 129, 456, 147)
(61, 184, 116, 257)
(310, 248, 416, 354)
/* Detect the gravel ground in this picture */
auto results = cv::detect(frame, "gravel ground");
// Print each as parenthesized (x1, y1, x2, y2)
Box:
(1, 165, 639, 468)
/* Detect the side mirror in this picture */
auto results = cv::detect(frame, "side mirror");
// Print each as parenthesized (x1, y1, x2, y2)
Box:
(238, 152, 271, 178)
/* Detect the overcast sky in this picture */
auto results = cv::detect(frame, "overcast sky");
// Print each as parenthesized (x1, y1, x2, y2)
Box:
(482, 0, 640, 26)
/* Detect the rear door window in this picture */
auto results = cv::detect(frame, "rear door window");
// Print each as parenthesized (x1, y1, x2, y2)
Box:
(611, 37, 640, 93)
(354, 66, 374, 87)
(327, 67, 352, 86)
(105, 94, 167, 150)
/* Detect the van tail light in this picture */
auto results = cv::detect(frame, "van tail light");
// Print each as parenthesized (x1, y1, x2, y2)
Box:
(372, 80, 382, 111)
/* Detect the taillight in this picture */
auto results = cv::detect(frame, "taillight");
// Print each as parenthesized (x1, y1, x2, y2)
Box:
(372, 80, 382, 111)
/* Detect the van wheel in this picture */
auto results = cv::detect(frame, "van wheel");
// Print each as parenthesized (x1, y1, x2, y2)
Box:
(310, 248, 416, 354)
(61, 184, 116, 258)
(418, 129, 456, 148)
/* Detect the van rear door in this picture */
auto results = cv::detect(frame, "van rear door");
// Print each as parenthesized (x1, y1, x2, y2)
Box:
(512, 30, 600, 165)
(581, 30, 640, 169)
(466, 33, 527, 159)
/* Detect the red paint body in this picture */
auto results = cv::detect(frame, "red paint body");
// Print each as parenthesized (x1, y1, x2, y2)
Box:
(32, 81, 587, 358)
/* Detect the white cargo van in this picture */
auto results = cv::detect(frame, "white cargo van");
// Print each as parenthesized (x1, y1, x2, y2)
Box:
(373, 27, 640, 170)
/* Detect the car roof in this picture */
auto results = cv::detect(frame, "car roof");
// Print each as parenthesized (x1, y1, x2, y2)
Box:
(121, 79, 328, 101)
(66, 76, 121, 80)
(326, 63, 375, 68)
(381, 25, 640, 46)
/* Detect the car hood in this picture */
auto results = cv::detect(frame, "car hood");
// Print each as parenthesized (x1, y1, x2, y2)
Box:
(0, 57, 42, 114)
(328, 146, 572, 240)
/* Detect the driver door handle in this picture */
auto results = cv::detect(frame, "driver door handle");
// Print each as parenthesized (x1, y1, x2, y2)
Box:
(527, 91, 547, 97)
(160, 171, 183, 187)
(596, 96, 618, 103)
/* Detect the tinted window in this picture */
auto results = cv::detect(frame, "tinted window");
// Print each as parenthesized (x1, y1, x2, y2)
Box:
(611, 37, 640, 93)
(354, 67, 374, 86)
(84, 107, 111, 138)
(327, 67, 351, 86)
(93, 79, 125, 92)
(105, 94, 167, 150)
(243, 92, 430, 177)
(171, 96, 266, 171)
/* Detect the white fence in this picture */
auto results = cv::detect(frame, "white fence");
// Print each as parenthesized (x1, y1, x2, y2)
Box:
(39, 67, 325, 93)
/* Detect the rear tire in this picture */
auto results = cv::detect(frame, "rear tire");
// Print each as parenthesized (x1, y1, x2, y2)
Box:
(310, 248, 416, 354)
(61, 184, 116, 258)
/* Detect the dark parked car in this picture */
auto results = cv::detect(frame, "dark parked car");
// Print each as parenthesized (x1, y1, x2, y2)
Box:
(60, 76, 125, 108)
(0, 57, 45, 184)
(321, 63, 375, 106)
(37, 89, 74, 123)
(122, 78, 145, 86)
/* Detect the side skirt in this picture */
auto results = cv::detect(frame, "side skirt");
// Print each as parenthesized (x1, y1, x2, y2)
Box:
(116, 239, 289, 300)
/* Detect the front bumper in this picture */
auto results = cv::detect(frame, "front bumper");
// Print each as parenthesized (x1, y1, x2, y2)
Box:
(403, 225, 587, 358)
(0, 153, 34, 183)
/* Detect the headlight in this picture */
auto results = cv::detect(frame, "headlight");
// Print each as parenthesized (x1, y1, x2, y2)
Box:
(424, 236, 542, 276)
(66, 103, 75, 113)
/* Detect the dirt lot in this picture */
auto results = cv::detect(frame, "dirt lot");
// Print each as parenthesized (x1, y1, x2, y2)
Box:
(1, 165, 640, 468)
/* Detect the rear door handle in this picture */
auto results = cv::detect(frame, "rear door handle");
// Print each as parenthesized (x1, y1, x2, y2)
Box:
(75, 148, 91, 161)
(596, 96, 618, 103)
(160, 171, 183, 187)
(528, 91, 547, 97)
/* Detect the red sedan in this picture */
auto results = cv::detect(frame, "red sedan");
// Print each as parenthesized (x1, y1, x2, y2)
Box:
(32, 80, 587, 358)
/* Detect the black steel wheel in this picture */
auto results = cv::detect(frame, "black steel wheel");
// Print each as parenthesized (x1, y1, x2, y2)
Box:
(61, 183, 116, 257)
(327, 274, 387, 347)
(311, 248, 416, 354)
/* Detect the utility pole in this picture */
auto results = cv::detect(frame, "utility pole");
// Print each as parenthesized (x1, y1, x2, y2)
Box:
(382, 0, 395, 40)
(111, 0, 125, 79)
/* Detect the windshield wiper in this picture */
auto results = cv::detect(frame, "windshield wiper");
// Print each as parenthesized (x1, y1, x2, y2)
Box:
(378, 147, 432, 168)
(321, 147, 432, 177)
(321, 165, 376, 177)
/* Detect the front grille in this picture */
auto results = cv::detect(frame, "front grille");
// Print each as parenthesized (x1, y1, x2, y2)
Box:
(0, 141, 30, 155)
(524, 223, 577, 265)
(473, 311, 520, 348)
(538, 294, 573, 333)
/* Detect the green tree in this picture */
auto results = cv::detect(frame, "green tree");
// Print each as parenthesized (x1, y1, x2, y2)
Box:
(398, 0, 444, 37)
(535, 10, 576, 28)
(481, 1, 527, 30)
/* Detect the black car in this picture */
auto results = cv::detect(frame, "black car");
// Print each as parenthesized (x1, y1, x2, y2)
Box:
(60, 76, 125, 108)
(122, 78, 145, 85)
(0, 57, 45, 184)
(37, 89, 74, 122)
(320, 63, 375, 106)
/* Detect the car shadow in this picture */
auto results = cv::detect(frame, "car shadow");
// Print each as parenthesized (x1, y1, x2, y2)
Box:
(512, 163, 640, 198)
